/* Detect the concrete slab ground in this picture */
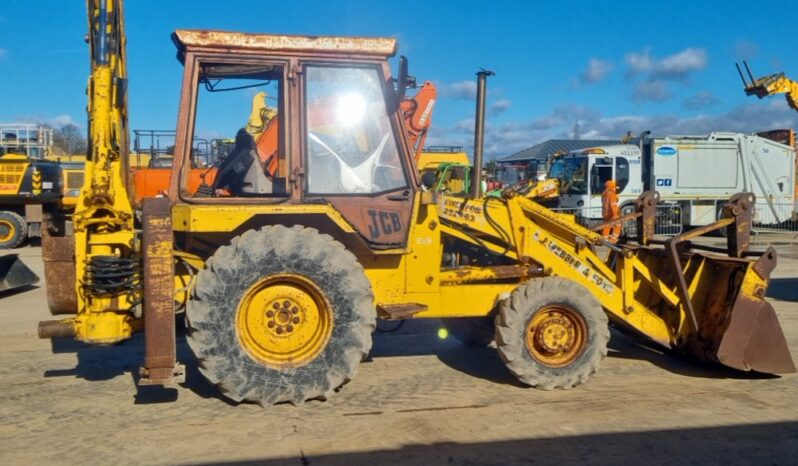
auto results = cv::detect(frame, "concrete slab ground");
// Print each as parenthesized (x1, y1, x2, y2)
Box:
(0, 234, 796, 465)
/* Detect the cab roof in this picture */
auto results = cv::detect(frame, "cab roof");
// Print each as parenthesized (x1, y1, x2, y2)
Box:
(172, 29, 397, 58)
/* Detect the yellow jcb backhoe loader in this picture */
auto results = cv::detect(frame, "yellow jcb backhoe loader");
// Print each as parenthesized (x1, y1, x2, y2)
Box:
(38, 0, 794, 406)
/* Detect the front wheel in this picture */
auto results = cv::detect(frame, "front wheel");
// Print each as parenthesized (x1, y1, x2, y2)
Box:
(495, 277, 609, 390)
(0, 211, 26, 249)
(187, 225, 375, 405)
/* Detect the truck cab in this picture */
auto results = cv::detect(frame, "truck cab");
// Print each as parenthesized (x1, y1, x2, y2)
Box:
(550, 145, 642, 212)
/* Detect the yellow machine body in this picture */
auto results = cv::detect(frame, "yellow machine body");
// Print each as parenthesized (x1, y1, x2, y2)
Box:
(39, 1, 794, 404)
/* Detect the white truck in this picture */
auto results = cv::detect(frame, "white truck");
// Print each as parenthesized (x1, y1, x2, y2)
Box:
(550, 131, 796, 227)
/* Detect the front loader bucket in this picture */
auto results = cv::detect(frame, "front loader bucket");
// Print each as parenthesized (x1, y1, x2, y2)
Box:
(0, 254, 39, 294)
(716, 296, 796, 373)
(689, 248, 796, 374)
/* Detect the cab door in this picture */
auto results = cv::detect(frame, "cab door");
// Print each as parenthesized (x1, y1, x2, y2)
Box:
(301, 64, 415, 249)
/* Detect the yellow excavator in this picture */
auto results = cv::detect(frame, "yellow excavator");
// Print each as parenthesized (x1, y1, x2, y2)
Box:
(738, 61, 798, 112)
(37, 0, 794, 406)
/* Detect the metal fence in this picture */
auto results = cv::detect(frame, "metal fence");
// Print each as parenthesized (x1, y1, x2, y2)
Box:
(550, 205, 683, 236)
(548, 202, 798, 236)
(752, 202, 798, 234)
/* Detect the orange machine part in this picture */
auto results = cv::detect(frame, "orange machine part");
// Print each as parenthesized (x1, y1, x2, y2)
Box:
(132, 167, 215, 206)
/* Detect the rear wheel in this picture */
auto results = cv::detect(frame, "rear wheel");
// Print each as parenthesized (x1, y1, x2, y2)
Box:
(0, 211, 26, 249)
(495, 277, 609, 389)
(441, 317, 495, 347)
(187, 225, 375, 405)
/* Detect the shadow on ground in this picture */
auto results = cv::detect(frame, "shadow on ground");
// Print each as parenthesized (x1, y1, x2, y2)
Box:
(188, 421, 798, 466)
(43, 323, 234, 405)
(767, 277, 798, 301)
(41, 317, 778, 405)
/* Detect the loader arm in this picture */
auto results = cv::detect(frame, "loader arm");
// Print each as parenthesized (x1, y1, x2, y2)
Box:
(436, 191, 796, 373)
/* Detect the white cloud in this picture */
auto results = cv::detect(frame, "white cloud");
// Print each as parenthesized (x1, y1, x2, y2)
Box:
(633, 80, 671, 103)
(490, 98, 511, 115)
(13, 114, 82, 129)
(49, 114, 80, 127)
(625, 47, 707, 81)
(655, 48, 707, 79)
(735, 40, 760, 59)
(625, 48, 653, 77)
(440, 80, 477, 100)
(623, 47, 708, 103)
(683, 91, 719, 110)
(428, 101, 798, 160)
(581, 58, 614, 84)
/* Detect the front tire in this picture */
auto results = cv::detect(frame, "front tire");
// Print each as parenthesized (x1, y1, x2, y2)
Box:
(0, 211, 26, 249)
(495, 277, 609, 390)
(187, 225, 375, 405)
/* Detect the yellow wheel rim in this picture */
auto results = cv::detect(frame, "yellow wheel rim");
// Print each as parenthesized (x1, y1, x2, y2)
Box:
(236, 273, 333, 368)
(0, 220, 14, 242)
(525, 305, 587, 368)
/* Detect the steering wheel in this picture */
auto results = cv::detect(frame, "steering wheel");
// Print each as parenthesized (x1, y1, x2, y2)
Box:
(308, 131, 393, 193)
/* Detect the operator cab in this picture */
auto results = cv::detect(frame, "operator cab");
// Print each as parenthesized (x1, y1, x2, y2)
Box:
(172, 30, 417, 247)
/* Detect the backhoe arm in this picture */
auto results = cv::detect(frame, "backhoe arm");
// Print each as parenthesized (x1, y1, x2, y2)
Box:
(40, 0, 139, 344)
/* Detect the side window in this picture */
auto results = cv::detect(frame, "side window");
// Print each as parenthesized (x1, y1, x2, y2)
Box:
(590, 162, 613, 195)
(615, 157, 630, 193)
(187, 62, 287, 198)
(305, 66, 407, 195)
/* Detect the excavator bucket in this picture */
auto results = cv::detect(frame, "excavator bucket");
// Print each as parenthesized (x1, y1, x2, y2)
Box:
(0, 254, 39, 294)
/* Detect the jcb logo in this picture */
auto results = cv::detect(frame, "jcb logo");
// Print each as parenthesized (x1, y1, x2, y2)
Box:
(367, 209, 402, 239)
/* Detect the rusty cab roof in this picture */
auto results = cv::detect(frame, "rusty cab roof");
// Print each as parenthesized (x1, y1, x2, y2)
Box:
(171, 29, 398, 61)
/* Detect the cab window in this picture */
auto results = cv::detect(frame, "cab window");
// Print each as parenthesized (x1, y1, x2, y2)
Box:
(187, 62, 288, 198)
(615, 157, 630, 193)
(304, 65, 407, 195)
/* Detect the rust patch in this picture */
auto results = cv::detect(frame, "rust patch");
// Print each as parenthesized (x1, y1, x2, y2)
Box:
(751, 247, 777, 281)
(716, 295, 796, 373)
(41, 226, 77, 315)
(376, 303, 428, 320)
(139, 197, 184, 385)
(173, 30, 397, 57)
(634, 191, 658, 245)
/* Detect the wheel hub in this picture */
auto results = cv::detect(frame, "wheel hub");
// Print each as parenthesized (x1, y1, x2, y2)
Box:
(525, 305, 587, 367)
(236, 274, 333, 368)
(0, 220, 13, 242)
(266, 300, 302, 335)
(535, 317, 576, 354)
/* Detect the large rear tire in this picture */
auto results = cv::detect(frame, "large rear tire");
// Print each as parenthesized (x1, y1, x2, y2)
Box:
(0, 211, 26, 249)
(495, 277, 609, 390)
(186, 225, 375, 405)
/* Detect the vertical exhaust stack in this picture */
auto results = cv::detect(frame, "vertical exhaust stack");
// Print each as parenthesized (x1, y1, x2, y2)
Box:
(471, 69, 494, 198)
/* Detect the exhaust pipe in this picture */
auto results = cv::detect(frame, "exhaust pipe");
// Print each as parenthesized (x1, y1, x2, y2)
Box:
(471, 69, 494, 198)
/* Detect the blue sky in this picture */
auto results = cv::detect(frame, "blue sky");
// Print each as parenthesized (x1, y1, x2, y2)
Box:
(1, 0, 796, 160)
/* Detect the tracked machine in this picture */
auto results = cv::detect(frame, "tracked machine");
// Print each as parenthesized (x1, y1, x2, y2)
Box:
(39, 0, 794, 405)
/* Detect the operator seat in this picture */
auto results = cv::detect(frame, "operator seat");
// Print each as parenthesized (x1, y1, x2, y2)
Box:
(212, 128, 272, 196)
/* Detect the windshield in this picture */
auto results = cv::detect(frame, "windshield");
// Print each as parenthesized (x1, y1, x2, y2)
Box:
(549, 156, 588, 195)
(305, 66, 407, 195)
(497, 166, 525, 186)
